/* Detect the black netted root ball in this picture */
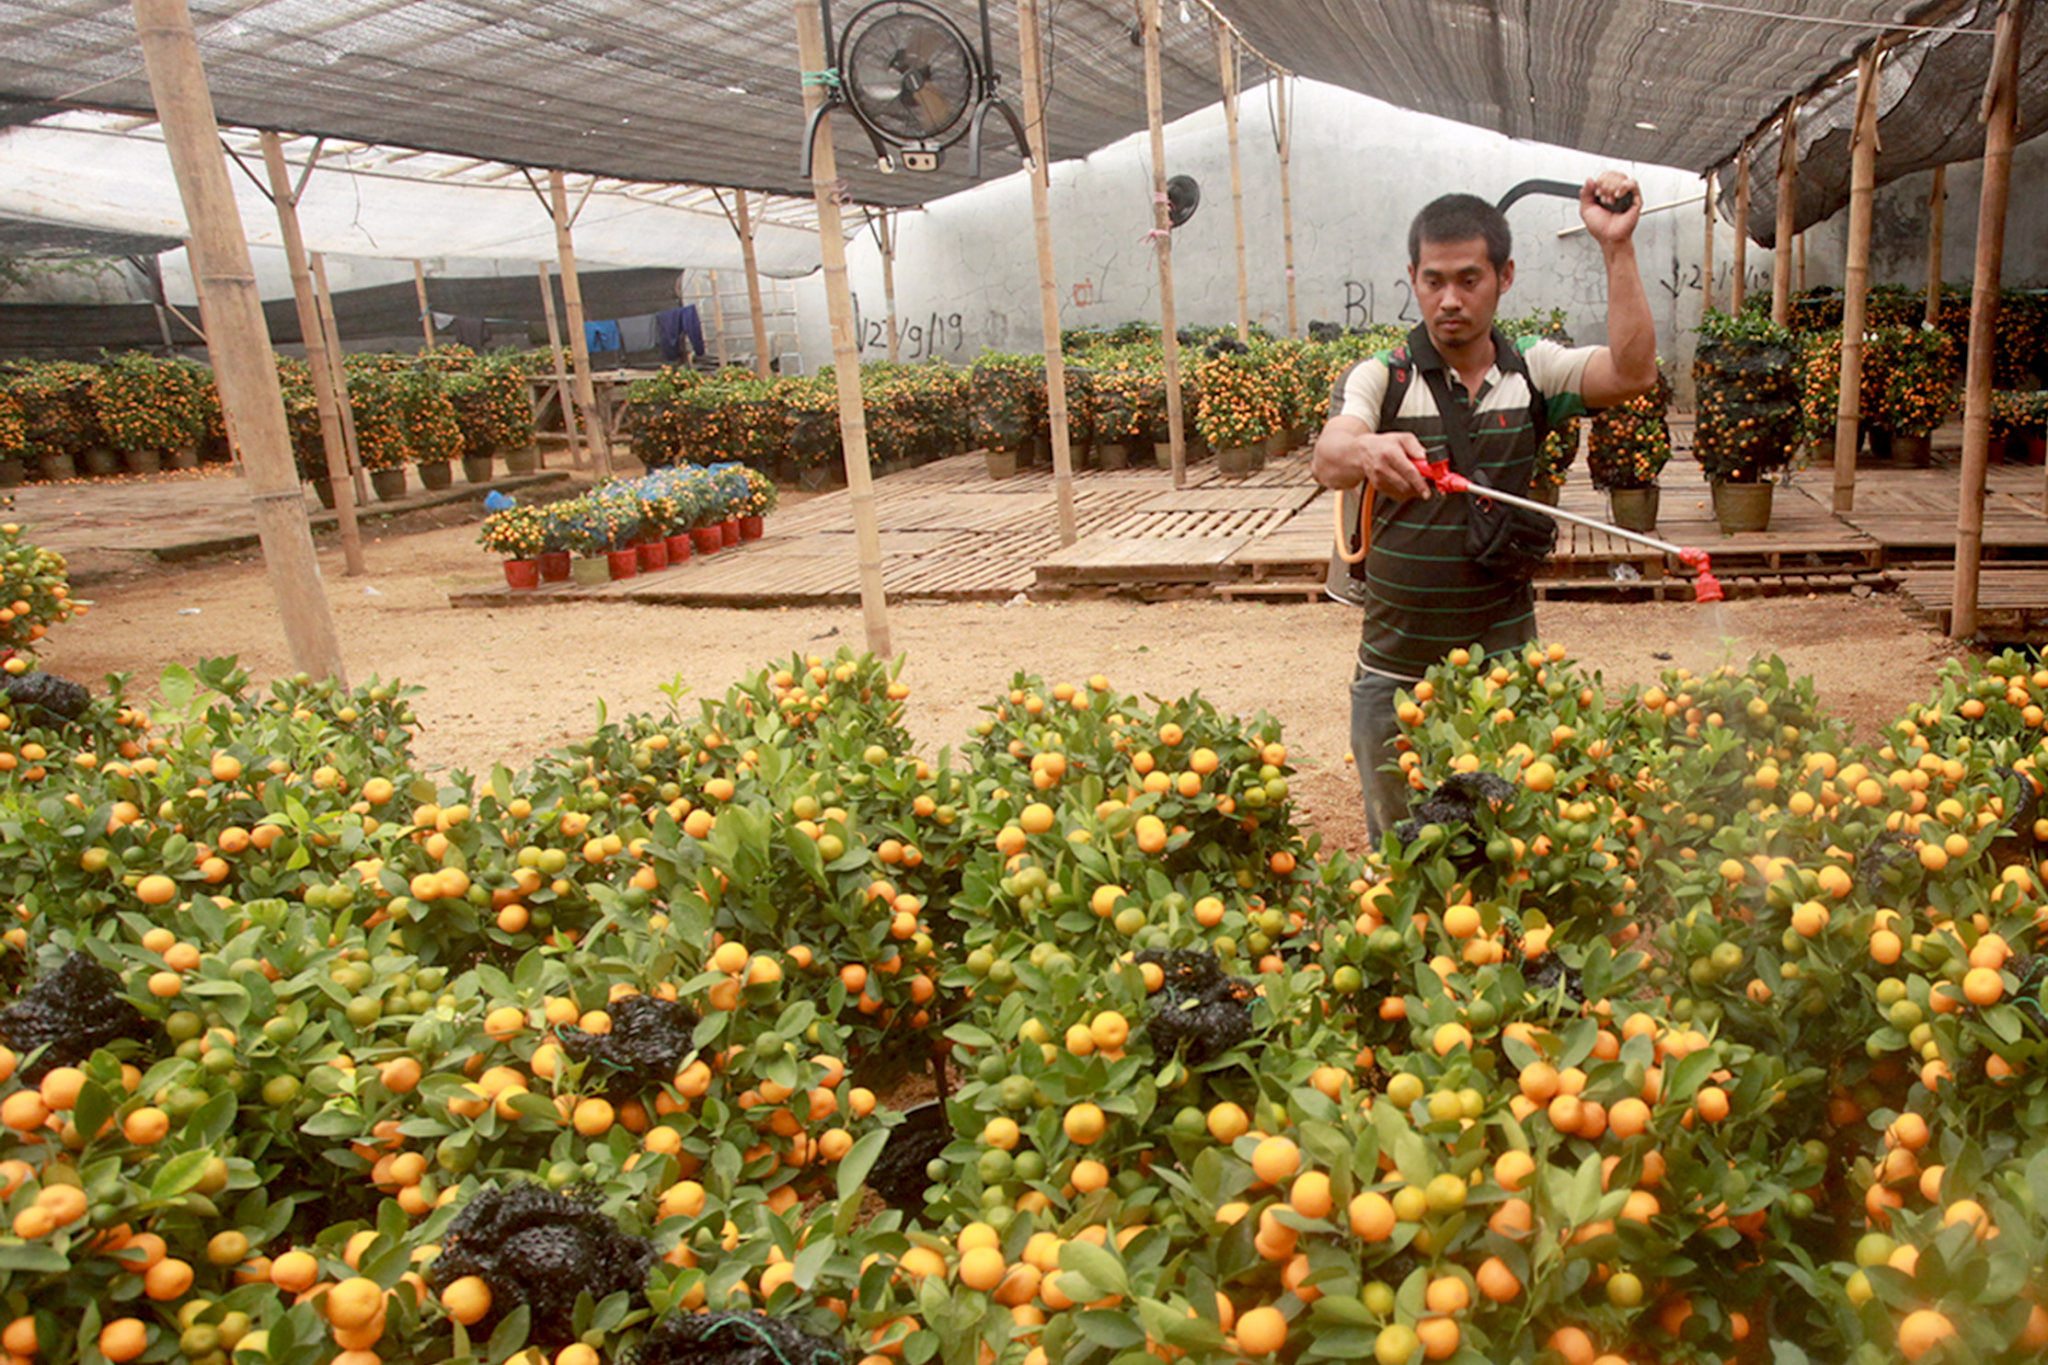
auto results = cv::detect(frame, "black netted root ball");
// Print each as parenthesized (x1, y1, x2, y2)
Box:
(556, 993, 702, 1094)
(0, 950, 155, 1085)
(631, 1310, 844, 1365)
(426, 1185, 654, 1347)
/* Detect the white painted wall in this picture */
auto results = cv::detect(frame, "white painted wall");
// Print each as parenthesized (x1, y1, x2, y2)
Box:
(796, 80, 1719, 383)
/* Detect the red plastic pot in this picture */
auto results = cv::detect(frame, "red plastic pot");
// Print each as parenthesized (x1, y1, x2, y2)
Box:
(666, 533, 694, 564)
(739, 514, 765, 541)
(691, 526, 723, 555)
(719, 518, 740, 547)
(606, 548, 640, 580)
(537, 550, 570, 583)
(637, 538, 669, 572)
(503, 558, 540, 590)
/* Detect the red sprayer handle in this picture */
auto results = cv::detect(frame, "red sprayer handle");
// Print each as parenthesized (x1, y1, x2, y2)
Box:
(1406, 457, 1723, 603)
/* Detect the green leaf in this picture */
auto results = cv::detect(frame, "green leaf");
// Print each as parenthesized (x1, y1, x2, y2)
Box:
(485, 1306, 532, 1364)
(152, 1149, 214, 1200)
(0, 1241, 70, 1272)
(1058, 1241, 1129, 1298)
(1072, 1312, 1146, 1351)
(792, 1234, 835, 1291)
(837, 1129, 890, 1202)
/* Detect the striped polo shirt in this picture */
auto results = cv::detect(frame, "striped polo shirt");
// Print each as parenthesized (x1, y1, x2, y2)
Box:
(1340, 329, 1595, 681)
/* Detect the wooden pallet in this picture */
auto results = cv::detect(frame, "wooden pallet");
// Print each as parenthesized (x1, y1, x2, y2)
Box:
(1895, 567, 2048, 639)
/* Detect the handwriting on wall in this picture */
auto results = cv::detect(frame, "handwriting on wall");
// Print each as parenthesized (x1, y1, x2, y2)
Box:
(1072, 277, 1100, 308)
(1337, 258, 1753, 328)
(851, 293, 967, 362)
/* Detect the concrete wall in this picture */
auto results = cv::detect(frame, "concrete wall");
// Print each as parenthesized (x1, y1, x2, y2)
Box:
(1870, 136, 2048, 292)
(795, 80, 1717, 383)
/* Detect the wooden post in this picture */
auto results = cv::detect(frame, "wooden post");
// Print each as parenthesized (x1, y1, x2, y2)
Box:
(708, 269, 727, 364)
(259, 131, 364, 577)
(548, 169, 612, 477)
(1142, 0, 1188, 488)
(1701, 170, 1716, 325)
(795, 0, 892, 655)
(1731, 144, 1750, 314)
(537, 261, 582, 467)
(877, 211, 901, 363)
(1957, 0, 2026, 637)
(1831, 46, 1881, 514)
(1019, 0, 1078, 545)
(1276, 74, 1299, 338)
(308, 253, 368, 506)
(1925, 165, 1946, 326)
(1772, 101, 1798, 326)
(735, 188, 773, 379)
(131, 0, 345, 682)
(1218, 26, 1249, 344)
(412, 259, 435, 351)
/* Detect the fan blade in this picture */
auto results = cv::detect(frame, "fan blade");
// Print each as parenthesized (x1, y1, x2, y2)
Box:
(910, 80, 956, 131)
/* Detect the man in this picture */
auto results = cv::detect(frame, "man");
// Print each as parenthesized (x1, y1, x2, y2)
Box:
(1311, 173, 1656, 840)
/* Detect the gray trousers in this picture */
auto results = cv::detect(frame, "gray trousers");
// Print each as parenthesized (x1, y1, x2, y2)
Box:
(1349, 665, 1417, 843)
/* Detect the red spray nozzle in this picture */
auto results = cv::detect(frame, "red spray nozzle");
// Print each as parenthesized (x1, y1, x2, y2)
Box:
(1675, 548, 1724, 603)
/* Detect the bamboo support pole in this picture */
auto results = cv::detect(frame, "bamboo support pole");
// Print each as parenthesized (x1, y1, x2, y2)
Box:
(131, 0, 345, 682)
(1218, 27, 1249, 344)
(1958, 1, 2026, 637)
(1798, 232, 1807, 292)
(1831, 46, 1881, 514)
(1142, 0, 1187, 488)
(1731, 145, 1750, 314)
(708, 269, 727, 364)
(259, 131, 364, 577)
(412, 259, 434, 351)
(1276, 75, 1298, 338)
(308, 253, 368, 505)
(1701, 170, 1715, 326)
(1926, 165, 1947, 326)
(1772, 102, 1799, 326)
(548, 169, 611, 477)
(1018, 0, 1078, 545)
(735, 188, 773, 378)
(537, 261, 582, 468)
(795, 0, 892, 655)
(878, 211, 900, 363)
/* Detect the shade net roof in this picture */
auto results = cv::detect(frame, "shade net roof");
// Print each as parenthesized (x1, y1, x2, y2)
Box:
(0, 0, 1236, 210)
(1716, 0, 2048, 245)
(0, 112, 829, 274)
(0, 215, 182, 258)
(2, 1, 2036, 250)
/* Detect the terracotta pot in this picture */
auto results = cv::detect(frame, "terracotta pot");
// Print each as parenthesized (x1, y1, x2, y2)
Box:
(1607, 485, 1659, 533)
(691, 525, 723, 555)
(1529, 483, 1561, 507)
(568, 555, 609, 585)
(985, 448, 1018, 480)
(167, 443, 201, 470)
(538, 550, 571, 582)
(0, 457, 22, 489)
(121, 447, 161, 476)
(1262, 431, 1288, 459)
(1891, 432, 1933, 467)
(1712, 479, 1773, 533)
(637, 538, 669, 572)
(1153, 441, 1174, 469)
(666, 533, 694, 564)
(461, 454, 495, 484)
(370, 468, 408, 501)
(720, 518, 740, 547)
(503, 558, 540, 590)
(416, 459, 453, 491)
(2028, 434, 2048, 466)
(309, 477, 337, 510)
(504, 444, 541, 475)
(1098, 441, 1131, 470)
(1216, 445, 1259, 478)
(83, 446, 121, 477)
(739, 514, 765, 541)
(38, 452, 76, 482)
(606, 547, 640, 580)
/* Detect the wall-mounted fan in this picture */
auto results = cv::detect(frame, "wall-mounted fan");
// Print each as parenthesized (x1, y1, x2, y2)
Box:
(1166, 175, 1200, 227)
(800, 0, 1029, 176)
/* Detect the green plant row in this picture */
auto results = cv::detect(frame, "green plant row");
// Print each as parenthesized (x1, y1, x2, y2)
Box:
(476, 466, 776, 559)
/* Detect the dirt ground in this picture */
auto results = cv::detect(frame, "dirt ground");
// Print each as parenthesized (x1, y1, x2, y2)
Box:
(49, 511, 1968, 855)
